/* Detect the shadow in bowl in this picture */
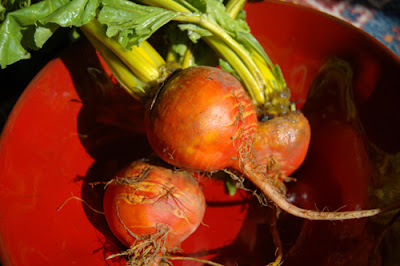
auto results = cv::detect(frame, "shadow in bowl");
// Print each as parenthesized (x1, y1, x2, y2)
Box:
(59, 38, 154, 262)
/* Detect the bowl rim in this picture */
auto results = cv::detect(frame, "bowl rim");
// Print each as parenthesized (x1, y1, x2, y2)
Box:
(248, 0, 400, 63)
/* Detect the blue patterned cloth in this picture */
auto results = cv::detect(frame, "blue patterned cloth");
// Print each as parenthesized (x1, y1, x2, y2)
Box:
(283, 0, 400, 58)
(361, 0, 400, 57)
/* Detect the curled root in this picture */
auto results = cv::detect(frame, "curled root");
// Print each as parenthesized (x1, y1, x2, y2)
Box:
(223, 168, 269, 206)
(222, 168, 246, 189)
(105, 166, 153, 188)
(108, 205, 174, 266)
(267, 206, 284, 266)
(235, 134, 288, 207)
(109, 205, 220, 266)
(235, 134, 400, 220)
(56, 195, 104, 215)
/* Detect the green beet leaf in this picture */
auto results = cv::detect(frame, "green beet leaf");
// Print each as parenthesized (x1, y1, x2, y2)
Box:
(98, 0, 176, 49)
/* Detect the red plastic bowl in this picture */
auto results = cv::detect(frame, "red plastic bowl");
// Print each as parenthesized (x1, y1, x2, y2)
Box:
(1, 1, 399, 265)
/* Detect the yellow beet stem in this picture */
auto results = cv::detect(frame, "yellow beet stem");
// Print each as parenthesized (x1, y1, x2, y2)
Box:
(138, 0, 266, 105)
(84, 33, 147, 100)
(81, 19, 161, 84)
(252, 52, 279, 94)
(141, 40, 167, 68)
(173, 13, 266, 105)
(166, 47, 178, 63)
(181, 42, 194, 69)
(204, 36, 261, 106)
(140, 0, 193, 12)
(140, 0, 290, 112)
(225, 0, 247, 19)
(134, 43, 160, 69)
(226, 0, 289, 113)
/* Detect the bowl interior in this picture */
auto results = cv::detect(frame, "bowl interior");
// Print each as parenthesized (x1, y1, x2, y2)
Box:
(1, 1, 399, 265)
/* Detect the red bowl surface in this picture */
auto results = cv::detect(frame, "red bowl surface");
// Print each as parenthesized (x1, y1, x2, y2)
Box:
(1, 1, 400, 265)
